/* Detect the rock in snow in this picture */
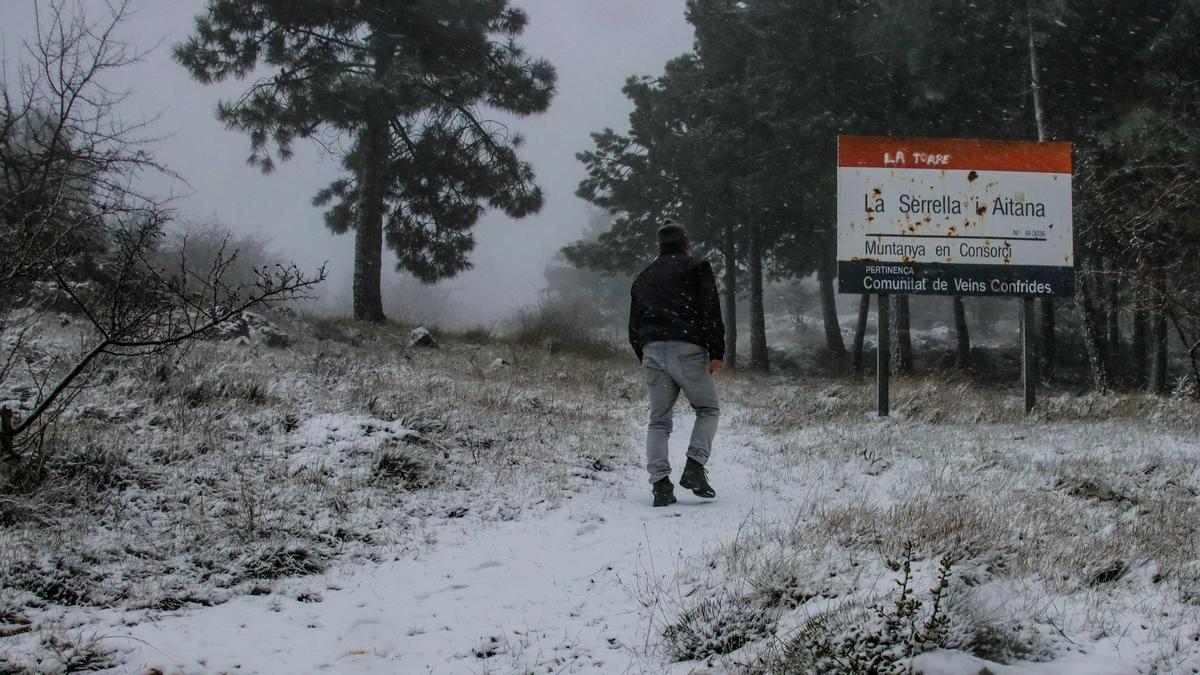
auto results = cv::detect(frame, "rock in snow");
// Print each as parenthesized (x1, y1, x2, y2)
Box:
(409, 327, 439, 349)
(213, 311, 290, 348)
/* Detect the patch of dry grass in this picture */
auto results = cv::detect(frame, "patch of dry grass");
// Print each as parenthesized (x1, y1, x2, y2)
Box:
(663, 374, 1200, 672)
(0, 315, 640, 652)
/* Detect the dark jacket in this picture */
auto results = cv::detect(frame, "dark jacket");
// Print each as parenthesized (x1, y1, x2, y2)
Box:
(628, 250, 725, 362)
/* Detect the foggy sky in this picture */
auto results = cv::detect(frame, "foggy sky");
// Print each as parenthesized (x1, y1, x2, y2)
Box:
(1, 0, 693, 325)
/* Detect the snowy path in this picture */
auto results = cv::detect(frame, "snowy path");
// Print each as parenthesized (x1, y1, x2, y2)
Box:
(102, 406, 793, 674)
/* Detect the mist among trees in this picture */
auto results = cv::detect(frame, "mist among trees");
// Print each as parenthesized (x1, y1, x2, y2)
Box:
(566, 0, 1200, 393)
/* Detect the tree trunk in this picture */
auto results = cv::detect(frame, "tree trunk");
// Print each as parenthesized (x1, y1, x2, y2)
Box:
(817, 238, 846, 356)
(352, 44, 391, 324)
(1028, 7, 1057, 384)
(1150, 303, 1169, 394)
(1, 406, 15, 465)
(1077, 259, 1109, 393)
(722, 229, 738, 370)
(1040, 298, 1056, 382)
(1132, 284, 1149, 389)
(1173, 311, 1200, 393)
(352, 122, 387, 323)
(1105, 258, 1121, 382)
(1027, 4, 1049, 145)
(953, 296, 970, 370)
(890, 295, 914, 375)
(851, 294, 870, 375)
(748, 224, 769, 372)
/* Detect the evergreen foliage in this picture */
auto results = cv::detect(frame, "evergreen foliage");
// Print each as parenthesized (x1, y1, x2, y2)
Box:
(175, 0, 557, 320)
(569, 0, 1200, 390)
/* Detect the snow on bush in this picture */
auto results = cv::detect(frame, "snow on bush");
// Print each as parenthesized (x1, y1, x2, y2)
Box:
(212, 310, 291, 348)
(237, 542, 330, 580)
(764, 550, 959, 673)
(663, 592, 777, 662)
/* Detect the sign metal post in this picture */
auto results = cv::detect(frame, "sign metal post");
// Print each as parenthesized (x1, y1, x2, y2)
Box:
(877, 294, 890, 417)
(1022, 297, 1037, 413)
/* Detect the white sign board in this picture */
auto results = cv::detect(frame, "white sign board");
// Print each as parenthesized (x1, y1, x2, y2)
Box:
(837, 136, 1074, 297)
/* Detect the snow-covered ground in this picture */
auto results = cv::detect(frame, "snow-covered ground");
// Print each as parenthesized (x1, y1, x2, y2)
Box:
(69, 406, 786, 673)
(3, 315, 1200, 673)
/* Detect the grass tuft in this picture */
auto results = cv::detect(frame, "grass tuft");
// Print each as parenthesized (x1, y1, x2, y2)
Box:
(663, 593, 776, 662)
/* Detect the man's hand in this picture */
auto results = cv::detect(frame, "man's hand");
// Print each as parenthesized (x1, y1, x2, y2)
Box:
(709, 359, 724, 375)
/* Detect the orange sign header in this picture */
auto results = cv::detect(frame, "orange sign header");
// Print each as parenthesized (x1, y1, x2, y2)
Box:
(838, 135, 1072, 174)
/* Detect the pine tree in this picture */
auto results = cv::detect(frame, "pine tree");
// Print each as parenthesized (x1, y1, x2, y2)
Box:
(1091, 0, 1200, 391)
(175, 0, 555, 322)
(915, 0, 1033, 375)
(568, 48, 751, 365)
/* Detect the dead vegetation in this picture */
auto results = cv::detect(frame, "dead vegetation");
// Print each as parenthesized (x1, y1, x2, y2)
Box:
(659, 374, 1200, 672)
(0, 315, 638, 672)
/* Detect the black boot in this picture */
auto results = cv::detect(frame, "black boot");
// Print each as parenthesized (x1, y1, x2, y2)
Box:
(652, 477, 677, 507)
(679, 458, 716, 498)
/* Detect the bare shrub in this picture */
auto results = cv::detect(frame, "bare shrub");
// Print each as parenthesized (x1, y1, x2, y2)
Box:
(153, 219, 280, 293)
(382, 275, 459, 327)
(458, 325, 493, 345)
(0, 0, 323, 468)
(776, 278, 821, 341)
(308, 318, 360, 345)
(508, 297, 616, 357)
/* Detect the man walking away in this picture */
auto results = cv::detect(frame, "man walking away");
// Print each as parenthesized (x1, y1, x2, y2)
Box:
(628, 219, 725, 507)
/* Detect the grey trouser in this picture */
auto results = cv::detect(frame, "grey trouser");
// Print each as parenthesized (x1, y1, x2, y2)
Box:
(642, 340, 720, 484)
